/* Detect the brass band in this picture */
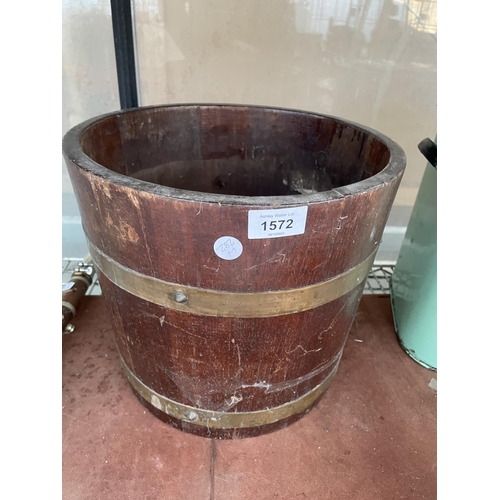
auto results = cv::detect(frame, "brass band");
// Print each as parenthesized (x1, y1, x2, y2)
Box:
(88, 239, 375, 318)
(121, 357, 338, 429)
(61, 301, 76, 316)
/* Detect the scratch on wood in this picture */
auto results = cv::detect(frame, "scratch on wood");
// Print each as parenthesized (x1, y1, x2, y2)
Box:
(203, 263, 221, 272)
(244, 252, 286, 271)
(318, 300, 348, 340)
(235, 344, 241, 367)
(224, 393, 243, 410)
(237, 352, 341, 394)
(128, 191, 154, 270)
(170, 323, 206, 341)
(241, 381, 272, 390)
(187, 357, 207, 365)
(285, 345, 323, 356)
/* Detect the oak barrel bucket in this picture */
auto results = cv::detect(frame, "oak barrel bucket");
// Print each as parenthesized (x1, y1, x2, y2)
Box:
(63, 104, 406, 438)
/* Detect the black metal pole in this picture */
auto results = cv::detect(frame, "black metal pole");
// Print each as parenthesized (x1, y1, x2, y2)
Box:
(110, 0, 138, 109)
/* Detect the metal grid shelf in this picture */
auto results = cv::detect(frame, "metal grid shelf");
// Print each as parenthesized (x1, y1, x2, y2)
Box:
(363, 264, 395, 295)
(62, 259, 394, 297)
(62, 259, 101, 296)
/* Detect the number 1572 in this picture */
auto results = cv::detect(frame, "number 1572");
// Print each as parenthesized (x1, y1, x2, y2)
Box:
(261, 219, 293, 231)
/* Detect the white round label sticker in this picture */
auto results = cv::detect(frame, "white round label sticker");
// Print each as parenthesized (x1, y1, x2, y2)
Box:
(213, 236, 243, 260)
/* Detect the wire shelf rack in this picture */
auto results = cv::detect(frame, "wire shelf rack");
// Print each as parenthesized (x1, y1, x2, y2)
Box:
(62, 259, 101, 296)
(363, 264, 395, 295)
(62, 259, 394, 297)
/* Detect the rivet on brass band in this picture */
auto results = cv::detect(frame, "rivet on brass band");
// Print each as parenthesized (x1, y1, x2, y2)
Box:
(88, 239, 375, 318)
(121, 358, 338, 429)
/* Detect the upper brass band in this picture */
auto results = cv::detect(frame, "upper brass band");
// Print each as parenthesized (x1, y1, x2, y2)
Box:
(88, 239, 375, 318)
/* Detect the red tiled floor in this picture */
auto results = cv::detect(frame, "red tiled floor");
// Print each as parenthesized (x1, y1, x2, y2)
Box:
(62, 296, 436, 499)
(62, 298, 212, 500)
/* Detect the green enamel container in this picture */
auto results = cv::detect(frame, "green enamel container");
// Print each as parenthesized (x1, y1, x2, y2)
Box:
(390, 138, 436, 370)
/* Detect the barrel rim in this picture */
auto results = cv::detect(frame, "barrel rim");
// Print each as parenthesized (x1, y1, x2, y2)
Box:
(62, 103, 406, 206)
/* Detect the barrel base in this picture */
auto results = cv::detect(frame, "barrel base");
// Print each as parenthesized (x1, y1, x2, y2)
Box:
(131, 386, 325, 439)
(120, 352, 339, 438)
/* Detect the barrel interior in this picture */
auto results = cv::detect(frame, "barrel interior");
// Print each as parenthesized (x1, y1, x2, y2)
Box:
(79, 106, 391, 196)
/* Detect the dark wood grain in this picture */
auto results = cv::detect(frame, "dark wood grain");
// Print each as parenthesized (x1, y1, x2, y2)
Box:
(63, 104, 405, 438)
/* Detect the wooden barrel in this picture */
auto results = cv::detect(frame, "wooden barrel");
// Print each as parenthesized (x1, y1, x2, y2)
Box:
(63, 104, 405, 438)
